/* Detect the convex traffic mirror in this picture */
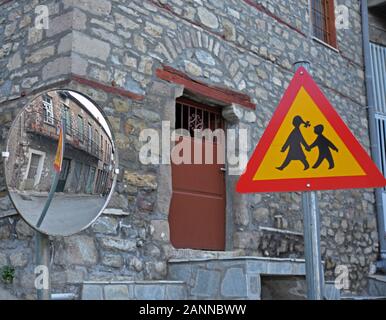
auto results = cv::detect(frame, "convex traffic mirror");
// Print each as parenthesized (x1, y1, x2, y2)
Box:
(4, 90, 117, 236)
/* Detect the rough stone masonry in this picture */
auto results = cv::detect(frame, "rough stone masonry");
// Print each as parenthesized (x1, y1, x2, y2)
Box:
(0, 0, 381, 298)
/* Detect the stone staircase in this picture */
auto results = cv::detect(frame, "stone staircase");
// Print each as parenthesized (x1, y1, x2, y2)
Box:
(80, 257, 386, 300)
(81, 255, 314, 300)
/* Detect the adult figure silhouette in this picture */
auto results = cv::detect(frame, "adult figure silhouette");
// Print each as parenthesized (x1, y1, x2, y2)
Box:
(276, 115, 311, 171)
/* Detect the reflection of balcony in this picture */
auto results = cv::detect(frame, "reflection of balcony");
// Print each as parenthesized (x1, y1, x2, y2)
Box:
(25, 111, 102, 160)
(368, 0, 386, 7)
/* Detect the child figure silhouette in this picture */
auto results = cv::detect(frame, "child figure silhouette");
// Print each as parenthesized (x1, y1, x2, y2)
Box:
(276, 115, 311, 171)
(310, 124, 339, 169)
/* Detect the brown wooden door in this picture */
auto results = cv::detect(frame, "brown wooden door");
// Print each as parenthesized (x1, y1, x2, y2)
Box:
(169, 99, 226, 250)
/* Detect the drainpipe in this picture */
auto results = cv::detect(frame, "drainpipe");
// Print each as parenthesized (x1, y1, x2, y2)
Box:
(361, 0, 386, 269)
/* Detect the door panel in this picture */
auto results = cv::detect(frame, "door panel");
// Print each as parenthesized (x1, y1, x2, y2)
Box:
(169, 190, 225, 250)
(169, 99, 226, 251)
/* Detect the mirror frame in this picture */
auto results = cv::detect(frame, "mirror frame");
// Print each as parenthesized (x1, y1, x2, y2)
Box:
(3, 88, 119, 237)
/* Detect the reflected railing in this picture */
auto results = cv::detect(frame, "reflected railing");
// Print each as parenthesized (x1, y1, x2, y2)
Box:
(24, 110, 102, 160)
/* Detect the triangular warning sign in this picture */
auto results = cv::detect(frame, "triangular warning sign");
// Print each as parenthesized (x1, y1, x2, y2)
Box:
(237, 67, 386, 193)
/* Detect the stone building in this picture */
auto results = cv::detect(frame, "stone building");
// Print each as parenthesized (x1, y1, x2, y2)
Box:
(0, 0, 385, 299)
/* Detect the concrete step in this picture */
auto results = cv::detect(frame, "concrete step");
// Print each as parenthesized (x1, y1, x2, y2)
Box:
(82, 280, 188, 300)
(368, 274, 386, 297)
(168, 256, 307, 300)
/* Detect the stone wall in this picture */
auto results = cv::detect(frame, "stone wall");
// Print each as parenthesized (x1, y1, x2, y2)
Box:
(0, 0, 381, 298)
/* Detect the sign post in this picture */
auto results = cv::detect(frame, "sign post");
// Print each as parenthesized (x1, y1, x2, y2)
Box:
(294, 61, 324, 300)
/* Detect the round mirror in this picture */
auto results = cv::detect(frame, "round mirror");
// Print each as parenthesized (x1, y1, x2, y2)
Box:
(4, 90, 117, 236)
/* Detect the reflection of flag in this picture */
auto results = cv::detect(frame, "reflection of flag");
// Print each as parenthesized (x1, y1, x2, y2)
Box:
(53, 123, 64, 172)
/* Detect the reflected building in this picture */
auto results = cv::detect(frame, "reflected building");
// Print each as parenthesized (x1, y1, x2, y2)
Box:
(6, 90, 114, 196)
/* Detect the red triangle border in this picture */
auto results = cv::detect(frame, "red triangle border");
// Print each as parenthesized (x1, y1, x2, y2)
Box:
(237, 67, 386, 193)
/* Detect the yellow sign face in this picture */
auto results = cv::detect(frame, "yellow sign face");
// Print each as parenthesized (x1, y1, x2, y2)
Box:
(253, 87, 365, 181)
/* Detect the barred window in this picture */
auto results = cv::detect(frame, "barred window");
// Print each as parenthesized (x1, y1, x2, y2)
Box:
(42, 95, 54, 125)
(311, 0, 337, 48)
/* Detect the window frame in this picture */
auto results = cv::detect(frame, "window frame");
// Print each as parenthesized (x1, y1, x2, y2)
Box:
(24, 148, 46, 187)
(42, 95, 54, 125)
(63, 104, 72, 135)
(77, 115, 84, 142)
(310, 0, 337, 49)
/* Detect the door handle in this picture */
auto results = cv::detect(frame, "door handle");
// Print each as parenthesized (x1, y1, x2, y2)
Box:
(220, 167, 226, 172)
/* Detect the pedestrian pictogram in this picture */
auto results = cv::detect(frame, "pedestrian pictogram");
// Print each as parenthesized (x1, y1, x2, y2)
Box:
(237, 67, 386, 193)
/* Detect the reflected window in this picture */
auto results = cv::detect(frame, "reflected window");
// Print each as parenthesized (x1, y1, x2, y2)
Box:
(88, 123, 93, 151)
(43, 95, 54, 125)
(77, 115, 84, 141)
(64, 105, 72, 134)
(100, 134, 103, 158)
(95, 129, 99, 156)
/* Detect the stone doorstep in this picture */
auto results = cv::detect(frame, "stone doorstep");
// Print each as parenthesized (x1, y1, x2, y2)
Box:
(82, 281, 188, 300)
(368, 274, 386, 283)
(367, 274, 386, 297)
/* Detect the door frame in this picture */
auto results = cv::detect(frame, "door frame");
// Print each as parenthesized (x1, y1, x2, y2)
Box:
(150, 80, 253, 257)
(24, 148, 46, 187)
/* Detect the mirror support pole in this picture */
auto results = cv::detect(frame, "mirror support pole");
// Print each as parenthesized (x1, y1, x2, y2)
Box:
(36, 117, 66, 228)
(35, 231, 51, 300)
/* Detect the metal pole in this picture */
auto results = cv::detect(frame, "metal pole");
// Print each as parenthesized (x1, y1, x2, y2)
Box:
(294, 61, 324, 300)
(302, 191, 324, 299)
(35, 231, 51, 300)
(36, 116, 66, 228)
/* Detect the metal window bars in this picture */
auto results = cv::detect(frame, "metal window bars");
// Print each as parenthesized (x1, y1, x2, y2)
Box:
(311, 0, 333, 45)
